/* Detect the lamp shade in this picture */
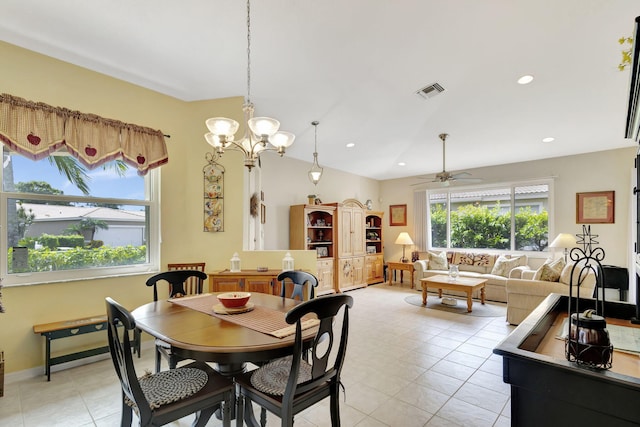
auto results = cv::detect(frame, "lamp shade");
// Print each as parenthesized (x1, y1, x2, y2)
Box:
(205, 117, 239, 136)
(549, 233, 577, 249)
(248, 117, 280, 137)
(395, 232, 414, 246)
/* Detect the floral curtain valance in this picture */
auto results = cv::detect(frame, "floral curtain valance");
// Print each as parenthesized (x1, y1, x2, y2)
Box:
(0, 93, 168, 175)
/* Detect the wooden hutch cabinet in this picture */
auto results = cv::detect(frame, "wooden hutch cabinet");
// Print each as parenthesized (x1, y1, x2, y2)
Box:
(365, 211, 384, 284)
(330, 199, 367, 292)
(289, 204, 336, 295)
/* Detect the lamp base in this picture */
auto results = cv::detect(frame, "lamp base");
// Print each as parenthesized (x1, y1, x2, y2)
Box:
(399, 257, 408, 263)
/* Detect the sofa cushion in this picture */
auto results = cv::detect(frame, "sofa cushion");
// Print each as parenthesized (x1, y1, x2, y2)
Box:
(450, 252, 497, 274)
(428, 251, 448, 270)
(491, 255, 525, 277)
(534, 258, 565, 282)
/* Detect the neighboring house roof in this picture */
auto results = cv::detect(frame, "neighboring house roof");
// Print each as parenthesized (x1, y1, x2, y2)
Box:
(21, 203, 145, 223)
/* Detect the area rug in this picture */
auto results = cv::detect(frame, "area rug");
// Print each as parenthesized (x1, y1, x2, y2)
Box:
(404, 294, 507, 317)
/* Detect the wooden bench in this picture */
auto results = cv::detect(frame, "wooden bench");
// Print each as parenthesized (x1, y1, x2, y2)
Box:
(33, 314, 140, 381)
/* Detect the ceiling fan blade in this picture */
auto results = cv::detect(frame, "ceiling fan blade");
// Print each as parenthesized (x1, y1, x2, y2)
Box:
(450, 172, 472, 179)
(452, 177, 483, 183)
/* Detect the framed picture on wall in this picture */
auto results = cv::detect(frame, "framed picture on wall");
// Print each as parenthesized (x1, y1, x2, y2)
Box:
(576, 191, 615, 224)
(389, 204, 407, 226)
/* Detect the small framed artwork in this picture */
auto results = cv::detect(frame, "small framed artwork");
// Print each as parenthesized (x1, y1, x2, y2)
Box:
(389, 204, 407, 226)
(316, 246, 328, 258)
(576, 191, 615, 224)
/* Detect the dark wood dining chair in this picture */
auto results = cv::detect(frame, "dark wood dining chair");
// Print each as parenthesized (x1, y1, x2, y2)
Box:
(168, 262, 207, 294)
(145, 269, 208, 372)
(235, 293, 354, 427)
(277, 270, 319, 301)
(105, 297, 233, 427)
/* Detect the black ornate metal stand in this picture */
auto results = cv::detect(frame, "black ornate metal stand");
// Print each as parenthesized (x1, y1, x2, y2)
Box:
(564, 225, 613, 370)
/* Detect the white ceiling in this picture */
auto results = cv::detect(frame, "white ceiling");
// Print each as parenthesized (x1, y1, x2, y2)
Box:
(2, 0, 639, 181)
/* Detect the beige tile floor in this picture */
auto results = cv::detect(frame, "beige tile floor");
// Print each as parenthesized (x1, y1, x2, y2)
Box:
(0, 283, 515, 426)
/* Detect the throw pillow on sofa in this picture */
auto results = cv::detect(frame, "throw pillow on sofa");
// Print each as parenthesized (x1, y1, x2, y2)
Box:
(428, 251, 448, 270)
(534, 257, 565, 282)
(491, 255, 524, 277)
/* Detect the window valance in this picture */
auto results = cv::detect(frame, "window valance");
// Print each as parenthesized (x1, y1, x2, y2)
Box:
(0, 93, 168, 175)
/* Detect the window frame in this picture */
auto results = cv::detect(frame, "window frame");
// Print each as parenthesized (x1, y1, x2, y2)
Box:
(0, 159, 161, 287)
(426, 178, 554, 254)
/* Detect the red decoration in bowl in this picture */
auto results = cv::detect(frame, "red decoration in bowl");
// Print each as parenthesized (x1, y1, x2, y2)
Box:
(217, 292, 251, 308)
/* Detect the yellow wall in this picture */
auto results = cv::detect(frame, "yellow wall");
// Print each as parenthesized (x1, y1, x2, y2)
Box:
(0, 41, 318, 374)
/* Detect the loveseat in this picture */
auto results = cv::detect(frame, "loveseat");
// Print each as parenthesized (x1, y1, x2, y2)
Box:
(505, 259, 596, 325)
(413, 251, 530, 303)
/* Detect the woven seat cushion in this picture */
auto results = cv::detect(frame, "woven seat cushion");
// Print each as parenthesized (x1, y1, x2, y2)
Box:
(126, 367, 208, 410)
(250, 355, 312, 396)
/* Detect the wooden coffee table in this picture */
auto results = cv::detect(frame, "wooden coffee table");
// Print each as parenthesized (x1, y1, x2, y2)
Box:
(420, 274, 487, 312)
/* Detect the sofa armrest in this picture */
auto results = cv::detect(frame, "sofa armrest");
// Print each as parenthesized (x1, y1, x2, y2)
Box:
(413, 260, 429, 276)
(509, 265, 533, 279)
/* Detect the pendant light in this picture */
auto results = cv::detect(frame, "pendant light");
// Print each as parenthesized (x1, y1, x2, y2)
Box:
(308, 121, 323, 185)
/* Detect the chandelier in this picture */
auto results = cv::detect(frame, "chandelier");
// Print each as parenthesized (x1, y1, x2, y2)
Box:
(204, 0, 294, 171)
(308, 121, 323, 185)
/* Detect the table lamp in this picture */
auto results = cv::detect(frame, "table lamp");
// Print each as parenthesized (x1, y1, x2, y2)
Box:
(395, 232, 414, 263)
(549, 233, 577, 262)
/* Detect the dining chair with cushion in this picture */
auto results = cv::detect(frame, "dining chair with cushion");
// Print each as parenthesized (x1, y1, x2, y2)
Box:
(235, 293, 354, 427)
(105, 297, 233, 427)
(277, 270, 319, 301)
(145, 269, 208, 372)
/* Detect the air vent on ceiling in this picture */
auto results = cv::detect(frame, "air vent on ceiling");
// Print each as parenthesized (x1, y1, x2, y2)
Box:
(416, 82, 445, 99)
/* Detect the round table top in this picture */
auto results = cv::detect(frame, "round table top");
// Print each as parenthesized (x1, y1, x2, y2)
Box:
(132, 292, 313, 365)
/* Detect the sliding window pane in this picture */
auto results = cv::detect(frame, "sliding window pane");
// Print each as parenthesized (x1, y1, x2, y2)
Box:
(449, 188, 511, 249)
(429, 193, 447, 248)
(514, 184, 549, 251)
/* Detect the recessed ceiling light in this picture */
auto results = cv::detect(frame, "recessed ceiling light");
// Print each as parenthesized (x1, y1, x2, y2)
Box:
(346, 143, 355, 148)
(542, 137, 555, 143)
(517, 75, 534, 85)
(398, 162, 406, 166)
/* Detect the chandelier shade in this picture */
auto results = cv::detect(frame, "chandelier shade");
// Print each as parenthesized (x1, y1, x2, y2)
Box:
(203, 0, 294, 170)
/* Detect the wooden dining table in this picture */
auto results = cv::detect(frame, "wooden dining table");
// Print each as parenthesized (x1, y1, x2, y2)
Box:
(132, 292, 318, 426)
(131, 292, 316, 376)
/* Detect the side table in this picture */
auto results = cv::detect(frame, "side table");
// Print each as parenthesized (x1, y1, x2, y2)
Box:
(387, 261, 415, 288)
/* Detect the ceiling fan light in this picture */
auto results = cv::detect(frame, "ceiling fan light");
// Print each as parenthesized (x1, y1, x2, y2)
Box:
(248, 117, 280, 137)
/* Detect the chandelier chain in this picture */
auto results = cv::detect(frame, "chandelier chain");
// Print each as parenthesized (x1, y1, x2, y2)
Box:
(246, 0, 251, 104)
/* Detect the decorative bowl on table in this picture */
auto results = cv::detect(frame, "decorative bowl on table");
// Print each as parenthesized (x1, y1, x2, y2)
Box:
(217, 292, 251, 308)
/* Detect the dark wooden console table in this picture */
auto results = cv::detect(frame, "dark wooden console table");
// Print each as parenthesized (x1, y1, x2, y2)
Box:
(494, 293, 640, 426)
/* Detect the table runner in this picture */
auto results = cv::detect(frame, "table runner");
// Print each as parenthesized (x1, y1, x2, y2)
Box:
(169, 294, 318, 338)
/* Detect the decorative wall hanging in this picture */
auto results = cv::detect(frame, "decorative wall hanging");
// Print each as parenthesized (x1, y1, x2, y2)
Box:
(203, 152, 225, 232)
(576, 191, 615, 224)
(389, 204, 407, 226)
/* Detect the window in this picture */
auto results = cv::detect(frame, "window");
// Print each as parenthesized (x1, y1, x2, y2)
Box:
(1, 147, 160, 285)
(427, 182, 550, 252)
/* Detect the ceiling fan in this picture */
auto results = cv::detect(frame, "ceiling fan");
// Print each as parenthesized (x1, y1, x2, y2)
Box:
(412, 133, 482, 186)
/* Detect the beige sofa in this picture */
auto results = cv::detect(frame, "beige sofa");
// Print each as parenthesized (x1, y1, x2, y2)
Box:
(505, 264, 597, 325)
(413, 251, 529, 303)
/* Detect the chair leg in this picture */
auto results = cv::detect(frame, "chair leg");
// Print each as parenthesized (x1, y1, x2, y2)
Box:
(235, 394, 244, 427)
(154, 347, 162, 373)
(120, 399, 132, 427)
(221, 397, 231, 427)
(260, 407, 267, 427)
(192, 406, 216, 427)
(330, 386, 341, 427)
